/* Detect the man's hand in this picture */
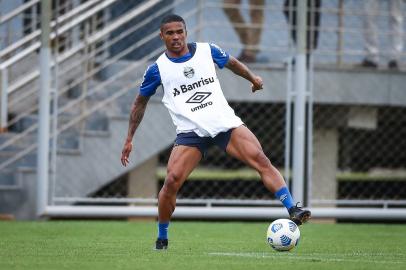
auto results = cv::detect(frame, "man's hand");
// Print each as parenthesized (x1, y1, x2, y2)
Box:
(121, 141, 133, 167)
(225, 56, 264, 93)
(251, 75, 263, 93)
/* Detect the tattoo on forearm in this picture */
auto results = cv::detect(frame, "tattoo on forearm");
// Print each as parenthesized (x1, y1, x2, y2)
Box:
(127, 96, 148, 140)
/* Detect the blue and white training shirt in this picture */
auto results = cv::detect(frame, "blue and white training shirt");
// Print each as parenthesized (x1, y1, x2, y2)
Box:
(139, 42, 230, 97)
(140, 42, 243, 137)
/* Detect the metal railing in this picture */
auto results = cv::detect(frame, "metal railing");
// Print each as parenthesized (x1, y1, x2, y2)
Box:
(0, 0, 40, 25)
(0, 0, 121, 130)
(0, 0, 191, 170)
(0, 0, 103, 59)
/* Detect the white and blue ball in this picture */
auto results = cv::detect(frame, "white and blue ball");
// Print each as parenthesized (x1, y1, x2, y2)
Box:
(266, 218, 300, 251)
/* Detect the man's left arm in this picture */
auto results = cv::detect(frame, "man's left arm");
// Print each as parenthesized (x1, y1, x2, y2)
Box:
(225, 56, 263, 93)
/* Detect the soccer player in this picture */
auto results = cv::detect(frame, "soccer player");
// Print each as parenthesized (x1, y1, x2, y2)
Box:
(120, 14, 311, 250)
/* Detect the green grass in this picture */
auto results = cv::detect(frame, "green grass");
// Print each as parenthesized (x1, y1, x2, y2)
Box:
(1, 221, 406, 270)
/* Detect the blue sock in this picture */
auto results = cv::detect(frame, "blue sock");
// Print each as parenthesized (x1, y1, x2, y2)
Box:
(158, 222, 169, 240)
(275, 186, 295, 210)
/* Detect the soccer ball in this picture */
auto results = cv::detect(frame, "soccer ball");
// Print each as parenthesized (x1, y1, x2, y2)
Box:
(266, 218, 300, 251)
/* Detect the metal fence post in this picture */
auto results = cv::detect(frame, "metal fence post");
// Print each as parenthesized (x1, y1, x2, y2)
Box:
(37, 0, 52, 216)
(292, 0, 307, 204)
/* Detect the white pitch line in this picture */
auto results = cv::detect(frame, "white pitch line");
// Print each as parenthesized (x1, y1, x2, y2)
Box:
(208, 252, 406, 265)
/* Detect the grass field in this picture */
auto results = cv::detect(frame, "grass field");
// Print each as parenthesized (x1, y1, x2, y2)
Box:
(1, 221, 406, 270)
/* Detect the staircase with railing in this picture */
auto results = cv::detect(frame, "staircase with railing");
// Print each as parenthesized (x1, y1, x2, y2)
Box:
(0, 0, 190, 219)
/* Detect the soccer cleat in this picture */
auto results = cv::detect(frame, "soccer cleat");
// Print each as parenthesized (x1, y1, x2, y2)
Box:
(288, 203, 311, 225)
(155, 238, 168, 250)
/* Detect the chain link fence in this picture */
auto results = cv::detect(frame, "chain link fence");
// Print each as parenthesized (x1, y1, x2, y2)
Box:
(338, 106, 406, 201)
(89, 0, 406, 208)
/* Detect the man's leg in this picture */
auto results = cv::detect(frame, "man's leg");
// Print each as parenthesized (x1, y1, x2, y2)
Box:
(306, 0, 321, 51)
(363, 0, 379, 65)
(284, 0, 297, 45)
(225, 125, 310, 224)
(226, 125, 285, 192)
(156, 145, 201, 249)
(223, 0, 248, 46)
(247, 0, 265, 58)
(388, 0, 403, 68)
(224, 0, 258, 62)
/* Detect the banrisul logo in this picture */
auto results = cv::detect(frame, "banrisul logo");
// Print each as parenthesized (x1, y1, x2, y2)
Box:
(183, 66, 195, 78)
(172, 77, 215, 97)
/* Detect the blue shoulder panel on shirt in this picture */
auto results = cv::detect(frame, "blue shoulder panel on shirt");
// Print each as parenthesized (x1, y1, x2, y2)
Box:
(139, 63, 161, 97)
(209, 43, 229, 69)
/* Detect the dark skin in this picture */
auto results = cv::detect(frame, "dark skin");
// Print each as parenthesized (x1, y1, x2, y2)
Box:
(121, 21, 287, 223)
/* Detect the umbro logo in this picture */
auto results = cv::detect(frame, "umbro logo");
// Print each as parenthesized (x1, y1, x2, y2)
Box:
(186, 92, 212, 104)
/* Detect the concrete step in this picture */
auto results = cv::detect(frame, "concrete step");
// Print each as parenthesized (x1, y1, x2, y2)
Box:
(84, 112, 109, 131)
(0, 132, 36, 151)
(57, 128, 80, 150)
(0, 150, 37, 168)
(7, 114, 37, 133)
(0, 169, 18, 188)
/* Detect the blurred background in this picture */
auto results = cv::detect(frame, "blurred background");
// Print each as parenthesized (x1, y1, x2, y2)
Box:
(0, 0, 405, 220)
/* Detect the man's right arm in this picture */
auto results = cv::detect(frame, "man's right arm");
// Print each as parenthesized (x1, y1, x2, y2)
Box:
(121, 63, 161, 166)
(121, 94, 150, 166)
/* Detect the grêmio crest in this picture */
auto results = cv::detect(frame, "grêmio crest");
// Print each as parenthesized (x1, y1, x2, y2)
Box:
(183, 66, 195, 78)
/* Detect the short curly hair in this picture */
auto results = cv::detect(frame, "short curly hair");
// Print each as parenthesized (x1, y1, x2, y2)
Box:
(160, 14, 186, 31)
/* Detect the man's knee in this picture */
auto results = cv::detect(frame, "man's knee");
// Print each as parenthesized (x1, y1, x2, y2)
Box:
(252, 149, 271, 170)
(162, 171, 182, 195)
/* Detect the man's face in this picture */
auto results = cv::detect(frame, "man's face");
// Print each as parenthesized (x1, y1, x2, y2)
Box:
(160, 21, 187, 55)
